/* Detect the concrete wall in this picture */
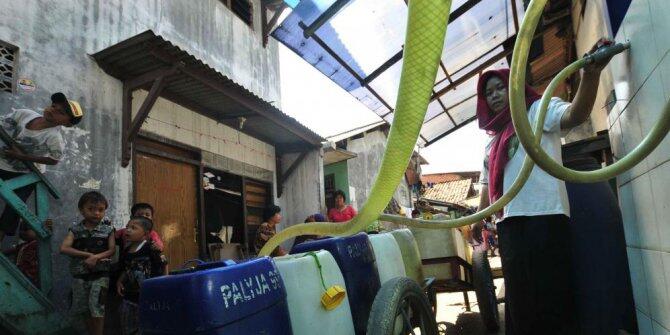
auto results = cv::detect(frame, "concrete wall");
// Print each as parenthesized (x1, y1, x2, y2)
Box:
(276, 150, 325, 246)
(0, 0, 282, 311)
(576, 0, 670, 333)
(345, 130, 412, 211)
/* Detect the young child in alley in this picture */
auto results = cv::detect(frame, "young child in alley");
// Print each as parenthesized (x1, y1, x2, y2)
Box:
(116, 216, 167, 335)
(60, 191, 115, 335)
(115, 203, 164, 251)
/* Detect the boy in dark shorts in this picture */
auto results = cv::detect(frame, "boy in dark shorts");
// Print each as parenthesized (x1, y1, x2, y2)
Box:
(0, 92, 83, 242)
(116, 216, 167, 335)
(60, 191, 115, 335)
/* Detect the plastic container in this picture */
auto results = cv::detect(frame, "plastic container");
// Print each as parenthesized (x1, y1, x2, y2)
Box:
(139, 258, 292, 335)
(368, 233, 406, 284)
(389, 229, 425, 285)
(564, 156, 637, 334)
(274, 250, 355, 335)
(411, 225, 458, 281)
(291, 233, 380, 335)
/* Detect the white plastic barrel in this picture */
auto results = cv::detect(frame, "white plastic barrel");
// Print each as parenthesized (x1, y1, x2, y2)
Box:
(411, 217, 459, 280)
(368, 233, 406, 284)
(389, 229, 425, 284)
(274, 250, 355, 335)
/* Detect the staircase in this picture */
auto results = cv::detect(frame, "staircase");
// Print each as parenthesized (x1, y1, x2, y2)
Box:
(0, 138, 75, 334)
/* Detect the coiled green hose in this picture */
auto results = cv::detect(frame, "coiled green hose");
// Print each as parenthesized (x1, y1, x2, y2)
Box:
(510, 0, 670, 183)
(260, 0, 660, 256)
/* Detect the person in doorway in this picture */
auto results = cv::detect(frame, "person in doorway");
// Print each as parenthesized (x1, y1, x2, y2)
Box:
(60, 191, 115, 335)
(115, 203, 164, 251)
(327, 190, 357, 222)
(254, 205, 287, 257)
(0, 92, 83, 243)
(116, 216, 167, 335)
(473, 39, 615, 335)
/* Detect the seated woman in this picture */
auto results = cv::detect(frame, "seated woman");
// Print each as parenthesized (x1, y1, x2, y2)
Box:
(254, 205, 287, 257)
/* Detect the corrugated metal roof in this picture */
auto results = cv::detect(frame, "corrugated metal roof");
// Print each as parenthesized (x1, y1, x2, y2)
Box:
(423, 179, 474, 204)
(92, 30, 323, 151)
(325, 120, 386, 142)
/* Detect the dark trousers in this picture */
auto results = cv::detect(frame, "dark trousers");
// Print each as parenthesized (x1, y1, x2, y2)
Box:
(0, 169, 34, 236)
(498, 215, 578, 335)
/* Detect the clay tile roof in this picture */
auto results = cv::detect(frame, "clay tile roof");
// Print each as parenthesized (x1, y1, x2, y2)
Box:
(423, 179, 474, 204)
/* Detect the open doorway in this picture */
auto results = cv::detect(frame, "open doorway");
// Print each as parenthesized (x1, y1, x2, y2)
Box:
(203, 169, 244, 258)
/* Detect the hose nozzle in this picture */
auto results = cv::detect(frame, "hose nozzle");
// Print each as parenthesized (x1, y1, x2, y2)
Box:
(585, 42, 631, 64)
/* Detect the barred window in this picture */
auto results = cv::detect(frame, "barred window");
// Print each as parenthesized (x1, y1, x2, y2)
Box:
(0, 42, 17, 93)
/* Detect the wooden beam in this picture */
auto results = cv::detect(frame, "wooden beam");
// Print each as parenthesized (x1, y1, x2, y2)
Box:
(124, 65, 181, 90)
(262, 2, 287, 47)
(127, 75, 169, 143)
(121, 84, 132, 167)
(277, 151, 309, 197)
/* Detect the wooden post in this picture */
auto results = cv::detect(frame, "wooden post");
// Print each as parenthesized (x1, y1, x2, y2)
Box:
(35, 183, 52, 295)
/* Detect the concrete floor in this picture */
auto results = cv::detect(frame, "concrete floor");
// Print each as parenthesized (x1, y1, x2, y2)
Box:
(435, 259, 506, 335)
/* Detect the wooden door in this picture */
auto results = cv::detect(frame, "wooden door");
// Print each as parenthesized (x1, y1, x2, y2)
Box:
(243, 179, 271, 254)
(135, 152, 199, 270)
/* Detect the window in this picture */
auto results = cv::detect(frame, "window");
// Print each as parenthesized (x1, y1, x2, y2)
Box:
(221, 0, 253, 27)
(0, 41, 17, 93)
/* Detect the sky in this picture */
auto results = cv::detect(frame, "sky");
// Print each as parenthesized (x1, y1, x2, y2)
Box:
(278, 44, 489, 174)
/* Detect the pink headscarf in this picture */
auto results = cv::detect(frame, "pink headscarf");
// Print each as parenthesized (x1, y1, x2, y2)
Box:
(476, 69, 541, 209)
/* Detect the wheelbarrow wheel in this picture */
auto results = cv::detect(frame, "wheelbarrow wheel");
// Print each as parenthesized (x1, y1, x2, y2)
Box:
(367, 277, 437, 335)
(472, 249, 500, 332)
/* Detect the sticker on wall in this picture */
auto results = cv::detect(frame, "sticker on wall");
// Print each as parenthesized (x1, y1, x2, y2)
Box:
(18, 78, 36, 92)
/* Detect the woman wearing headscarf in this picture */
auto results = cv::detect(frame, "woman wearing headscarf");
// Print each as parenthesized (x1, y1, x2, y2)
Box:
(474, 39, 614, 335)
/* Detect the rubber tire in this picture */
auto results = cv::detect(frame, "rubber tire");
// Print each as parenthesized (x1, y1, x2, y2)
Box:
(472, 249, 500, 332)
(367, 277, 438, 335)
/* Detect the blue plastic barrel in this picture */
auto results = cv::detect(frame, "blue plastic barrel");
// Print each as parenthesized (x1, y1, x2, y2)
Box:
(565, 156, 637, 334)
(291, 233, 381, 335)
(139, 257, 292, 335)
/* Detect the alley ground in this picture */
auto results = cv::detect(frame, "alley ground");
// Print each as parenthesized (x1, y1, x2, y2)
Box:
(435, 256, 505, 335)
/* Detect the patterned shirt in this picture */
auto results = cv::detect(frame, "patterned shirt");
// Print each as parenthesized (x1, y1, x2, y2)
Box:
(254, 222, 282, 257)
(0, 109, 64, 173)
(119, 240, 166, 303)
(68, 219, 114, 276)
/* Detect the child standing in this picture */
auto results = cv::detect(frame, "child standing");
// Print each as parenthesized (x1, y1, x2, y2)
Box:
(0, 92, 83, 242)
(60, 191, 115, 335)
(116, 216, 167, 335)
(115, 203, 164, 251)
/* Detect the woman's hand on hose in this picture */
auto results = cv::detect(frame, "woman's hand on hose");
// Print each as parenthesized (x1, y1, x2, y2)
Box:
(583, 38, 615, 74)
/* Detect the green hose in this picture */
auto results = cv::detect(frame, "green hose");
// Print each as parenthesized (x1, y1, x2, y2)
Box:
(260, 0, 454, 255)
(510, 0, 670, 183)
(260, 0, 666, 256)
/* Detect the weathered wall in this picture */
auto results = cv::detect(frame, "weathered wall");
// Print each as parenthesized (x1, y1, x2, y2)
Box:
(133, 90, 276, 172)
(276, 150, 325, 248)
(345, 130, 412, 211)
(0, 0, 281, 312)
(576, 0, 670, 334)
